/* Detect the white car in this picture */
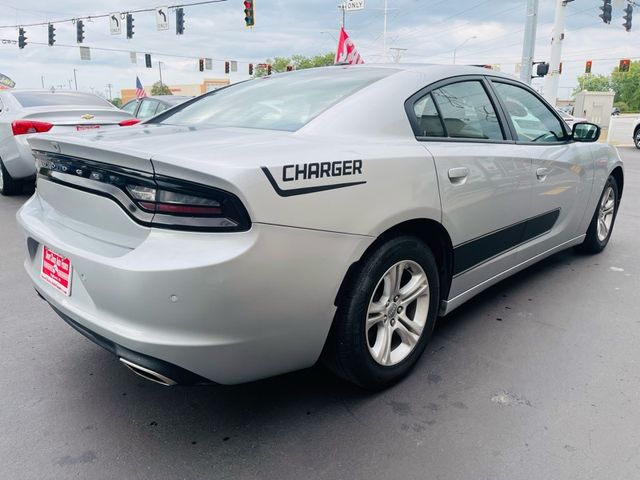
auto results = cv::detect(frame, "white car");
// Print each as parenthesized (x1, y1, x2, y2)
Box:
(0, 90, 135, 195)
(557, 109, 588, 129)
(18, 66, 623, 389)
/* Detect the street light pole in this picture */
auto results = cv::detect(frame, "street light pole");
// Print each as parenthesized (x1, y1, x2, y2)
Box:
(543, 0, 574, 106)
(73, 69, 78, 90)
(453, 36, 477, 65)
(158, 62, 164, 88)
(520, 0, 539, 84)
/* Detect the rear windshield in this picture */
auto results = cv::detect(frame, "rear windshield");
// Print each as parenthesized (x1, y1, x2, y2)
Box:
(12, 92, 113, 108)
(154, 67, 394, 131)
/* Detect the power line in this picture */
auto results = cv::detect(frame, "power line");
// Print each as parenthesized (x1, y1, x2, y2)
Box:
(0, 0, 227, 29)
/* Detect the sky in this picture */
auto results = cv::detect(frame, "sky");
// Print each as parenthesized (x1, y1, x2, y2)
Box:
(0, 0, 638, 100)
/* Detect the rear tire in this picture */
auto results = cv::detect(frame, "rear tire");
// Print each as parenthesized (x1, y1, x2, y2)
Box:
(0, 158, 21, 196)
(634, 127, 640, 149)
(577, 175, 619, 254)
(322, 236, 440, 390)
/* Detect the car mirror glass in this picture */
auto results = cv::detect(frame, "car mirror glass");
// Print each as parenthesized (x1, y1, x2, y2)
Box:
(572, 122, 600, 143)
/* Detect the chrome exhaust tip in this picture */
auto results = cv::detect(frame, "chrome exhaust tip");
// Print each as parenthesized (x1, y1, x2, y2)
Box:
(119, 358, 178, 386)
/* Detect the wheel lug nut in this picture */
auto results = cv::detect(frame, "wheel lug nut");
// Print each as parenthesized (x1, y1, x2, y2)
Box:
(394, 295, 399, 302)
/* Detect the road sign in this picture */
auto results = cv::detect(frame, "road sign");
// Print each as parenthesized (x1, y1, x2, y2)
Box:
(79, 46, 91, 61)
(110, 13, 121, 35)
(156, 6, 169, 30)
(339, 0, 365, 12)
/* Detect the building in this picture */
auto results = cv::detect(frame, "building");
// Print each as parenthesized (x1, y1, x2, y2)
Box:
(120, 78, 230, 104)
(573, 91, 616, 127)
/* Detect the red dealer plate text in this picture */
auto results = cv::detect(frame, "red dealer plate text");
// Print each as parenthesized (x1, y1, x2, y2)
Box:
(41, 246, 72, 296)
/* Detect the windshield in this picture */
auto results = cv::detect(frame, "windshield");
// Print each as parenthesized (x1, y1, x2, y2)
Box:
(12, 92, 113, 108)
(155, 67, 394, 131)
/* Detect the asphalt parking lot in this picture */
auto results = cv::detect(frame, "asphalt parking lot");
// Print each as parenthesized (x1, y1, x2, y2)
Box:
(1, 148, 639, 480)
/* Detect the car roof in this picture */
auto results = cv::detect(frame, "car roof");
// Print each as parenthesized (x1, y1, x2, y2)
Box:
(327, 63, 518, 81)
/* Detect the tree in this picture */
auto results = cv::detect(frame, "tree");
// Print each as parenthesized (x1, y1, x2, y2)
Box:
(611, 60, 640, 111)
(150, 81, 172, 95)
(110, 98, 122, 108)
(255, 52, 335, 77)
(573, 74, 611, 97)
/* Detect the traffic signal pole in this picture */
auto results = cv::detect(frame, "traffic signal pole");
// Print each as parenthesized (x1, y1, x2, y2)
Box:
(543, 0, 573, 106)
(520, 0, 539, 85)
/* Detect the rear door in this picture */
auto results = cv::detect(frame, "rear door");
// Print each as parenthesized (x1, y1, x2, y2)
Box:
(408, 76, 533, 298)
(488, 79, 593, 260)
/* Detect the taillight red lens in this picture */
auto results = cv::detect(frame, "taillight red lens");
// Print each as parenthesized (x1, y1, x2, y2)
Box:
(119, 119, 141, 127)
(11, 120, 54, 136)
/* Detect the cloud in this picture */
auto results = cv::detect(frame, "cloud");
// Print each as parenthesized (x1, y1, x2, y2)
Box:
(0, 0, 632, 100)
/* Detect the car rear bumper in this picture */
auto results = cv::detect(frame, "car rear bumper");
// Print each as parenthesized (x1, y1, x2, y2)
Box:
(2, 135, 37, 180)
(18, 193, 371, 385)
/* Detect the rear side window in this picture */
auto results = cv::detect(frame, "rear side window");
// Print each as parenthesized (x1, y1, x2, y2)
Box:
(492, 82, 567, 143)
(122, 100, 138, 115)
(137, 100, 160, 119)
(412, 93, 445, 137)
(431, 81, 504, 140)
(12, 92, 112, 108)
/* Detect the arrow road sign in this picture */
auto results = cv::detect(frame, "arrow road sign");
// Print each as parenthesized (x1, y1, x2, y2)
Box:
(156, 6, 169, 31)
(110, 13, 121, 35)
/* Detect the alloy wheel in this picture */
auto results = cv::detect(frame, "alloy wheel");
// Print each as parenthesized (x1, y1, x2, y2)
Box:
(597, 186, 615, 242)
(366, 260, 430, 366)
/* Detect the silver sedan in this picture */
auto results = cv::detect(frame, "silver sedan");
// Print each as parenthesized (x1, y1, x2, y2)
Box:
(18, 65, 623, 389)
(0, 89, 134, 195)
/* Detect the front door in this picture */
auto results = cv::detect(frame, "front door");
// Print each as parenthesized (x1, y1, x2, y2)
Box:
(489, 80, 593, 260)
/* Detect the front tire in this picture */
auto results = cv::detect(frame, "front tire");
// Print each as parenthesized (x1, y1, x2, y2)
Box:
(0, 159, 21, 196)
(634, 128, 640, 149)
(577, 175, 619, 254)
(322, 236, 440, 390)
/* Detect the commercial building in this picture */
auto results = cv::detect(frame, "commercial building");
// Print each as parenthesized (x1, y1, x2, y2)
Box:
(120, 78, 230, 104)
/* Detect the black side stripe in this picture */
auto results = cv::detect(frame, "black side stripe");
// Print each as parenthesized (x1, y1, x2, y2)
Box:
(261, 167, 366, 197)
(453, 209, 560, 277)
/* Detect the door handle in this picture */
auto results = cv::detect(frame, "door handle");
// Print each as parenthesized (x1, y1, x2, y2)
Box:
(448, 167, 469, 184)
(536, 167, 552, 181)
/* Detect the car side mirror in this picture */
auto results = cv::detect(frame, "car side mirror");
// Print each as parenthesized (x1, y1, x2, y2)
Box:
(572, 122, 600, 143)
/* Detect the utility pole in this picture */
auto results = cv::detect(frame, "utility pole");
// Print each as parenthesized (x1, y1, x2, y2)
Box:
(106, 83, 113, 100)
(41, 76, 44, 88)
(73, 69, 78, 90)
(68, 80, 72, 89)
(389, 47, 407, 63)
(543, 0, 574, 105)
(520, 0, 539, 84)
(382, 0, 388, 62)
(158, 62, 164, 88)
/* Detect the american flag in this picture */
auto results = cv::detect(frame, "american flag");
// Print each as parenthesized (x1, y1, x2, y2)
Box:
(135, 76, 147, 99)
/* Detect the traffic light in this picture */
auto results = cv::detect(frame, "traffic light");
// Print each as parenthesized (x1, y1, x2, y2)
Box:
(48, 24, 56, 46)
(267, 64, 272, 75)
(126, 14, 134, 39)
(18, 27, 27, 49)
(176, 7, 185, 35)
(199, 59, 204, 72)
(76, 20, 85, 44)
(585, 60, 592, 74)
(244, 0, 255, 27)
(620, 59, 631, 72)
(558, 62, 563, 75)
(225, 61, 230, 74)
(599, 0, 612, 24)
(145, 53, 152, 68)
(248, 63, 253, 75)
(623, 4, 633, 32)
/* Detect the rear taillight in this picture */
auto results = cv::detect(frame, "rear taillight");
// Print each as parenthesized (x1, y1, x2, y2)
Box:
(119, 119, 141, 127)
(34, 151, 250, 232)
(11, 120, 54, 136)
